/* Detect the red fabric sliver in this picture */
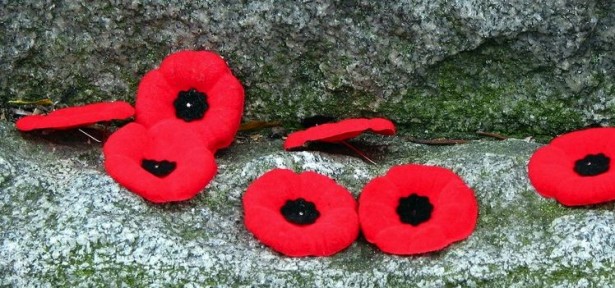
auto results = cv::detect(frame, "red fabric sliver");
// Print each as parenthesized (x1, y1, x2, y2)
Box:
(284, 118, 396, 150)
(16, 101, 134, 131)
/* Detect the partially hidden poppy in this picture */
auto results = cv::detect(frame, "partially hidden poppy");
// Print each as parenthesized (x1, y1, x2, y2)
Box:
(134, 50, 244, 151)
(283, 118, 396, 150)
(528, 127, 615, 206)
(358, 164, 478, 255)
(242, 169, 359, 257)
(103, 119, 217, 203)
(15, 101, 134, 131)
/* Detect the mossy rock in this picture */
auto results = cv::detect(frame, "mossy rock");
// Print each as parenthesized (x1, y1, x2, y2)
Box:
(2, 1, 613, 138)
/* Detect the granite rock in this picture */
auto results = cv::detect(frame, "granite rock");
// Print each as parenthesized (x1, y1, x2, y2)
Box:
(2, 1, 614, 138)
(1, 121, 614, 286)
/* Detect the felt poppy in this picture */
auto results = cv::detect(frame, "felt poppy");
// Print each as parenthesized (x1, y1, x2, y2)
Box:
(283, 118, 396, 150)
(358, 164, 478, 255)
(134, 50, 244, 151)
(242, 169, 359, 257)
(103, 119, 217, 203)
(528, 127, 615, 206)
(15, 101, 134, 131)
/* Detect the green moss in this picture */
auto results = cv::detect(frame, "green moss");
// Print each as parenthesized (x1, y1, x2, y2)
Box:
(244, 34, 610, 138)
(202, 191, 235, 212)
(543, 266, 613, 286)
(244, 42, 381, 129)
(3, 50, 53, 104)
(379, 41, 586, 140)
(328, 241, 384, 271)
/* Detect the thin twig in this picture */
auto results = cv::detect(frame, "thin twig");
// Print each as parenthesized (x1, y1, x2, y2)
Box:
(239, 120, 283, 131)
(476, 131, 508, 140)
(407, 137, 469, 145)
(340, 141, 377, 165)
(78, 128, 102, 143)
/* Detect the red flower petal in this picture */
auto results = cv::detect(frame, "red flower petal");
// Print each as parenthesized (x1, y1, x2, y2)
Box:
(528, 127, 615, 206)
(103, 119, 217, 203)
(15, 101, 134, 131)
(358, 164, 478, 255)
(159, 50, 231, 93)
(134, 50, 244, 151)
(374, 224, 448, 254)
(242, 169, 359, 257)
(283, 118, 396, 150)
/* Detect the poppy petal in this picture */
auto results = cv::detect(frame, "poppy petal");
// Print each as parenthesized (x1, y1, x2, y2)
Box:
(134, 50, 244, 151)
(554, 173, 615, 206)
(242, 169, 297, 209)
(16, 101, 134, 131)
(103, 120, 217, 203)
(242, 169, 359, 257)
(244, 207, 359, 257)
(358, 164, 478, 255)
(243, 206, 317, 256)
(356, 177, 400, 207)
(305, 220, 359, 256)
(283, 118, 396, 150)
(357, 202, 400, 242)
(373, 224, 448, 255)
(549, 127, 615, 159)
(528, 127, 615, 206)
(527, 146, 570, 198)
(134, 70, 178, 128)
(429, 180, 478, 240)
(431, 202, 478, 241)
(192, 73, 245, 150)
(298, 171, 357, 213)
(158, 50, 231, 93)
(384, 164, 455, 202)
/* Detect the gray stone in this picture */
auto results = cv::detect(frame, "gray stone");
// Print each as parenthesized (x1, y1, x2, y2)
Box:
(2, 1, 613, 139)
(1, 121, 615, 286)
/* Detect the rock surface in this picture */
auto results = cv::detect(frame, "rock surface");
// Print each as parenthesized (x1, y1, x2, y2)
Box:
(1, 121, 615, 287)
(2, 1, 614, 138)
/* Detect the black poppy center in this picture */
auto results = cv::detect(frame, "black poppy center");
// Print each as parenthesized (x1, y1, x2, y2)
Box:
(280, 198, 320, 225)
(396, 194, 433, 226)
(141, 159, 177, 178)
(574, 153, 610, 176)
(173, 88, 208, 122)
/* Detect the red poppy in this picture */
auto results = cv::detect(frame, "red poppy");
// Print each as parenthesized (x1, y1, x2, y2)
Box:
(103, 119, 217, 203)
(358, 164, 478, 255)
(134, 50, 244, 151)
(283, 118, 396, 150)
(528, 127, 615, 206)
(242, 169, 359, 257)
(15, 101, 134, 131)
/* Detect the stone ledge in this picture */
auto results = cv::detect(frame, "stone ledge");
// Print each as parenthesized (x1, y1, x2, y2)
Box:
(1, 122, 613, 286)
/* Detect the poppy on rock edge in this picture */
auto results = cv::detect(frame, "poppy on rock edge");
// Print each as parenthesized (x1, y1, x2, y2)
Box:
(358, 164, 478, 255)
(103, 119, 217, 203)
(242, 169, 360, 257)
(528, 127, 615, 206)
(283, 118, 396, 150)
(16, 101, 134, 131)
(134, 50, 244, 151)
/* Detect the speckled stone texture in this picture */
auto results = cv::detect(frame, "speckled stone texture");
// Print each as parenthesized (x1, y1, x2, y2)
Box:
(1, 121, 615, 287)
(2, 1, 613, 138)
